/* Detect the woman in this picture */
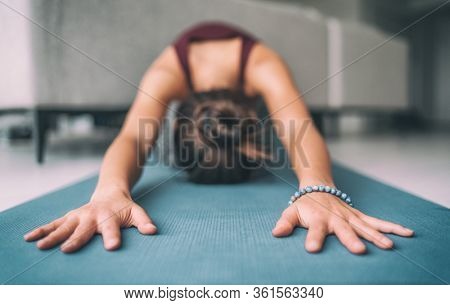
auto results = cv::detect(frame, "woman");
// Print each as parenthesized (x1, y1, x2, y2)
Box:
(24, 22, 413, 254)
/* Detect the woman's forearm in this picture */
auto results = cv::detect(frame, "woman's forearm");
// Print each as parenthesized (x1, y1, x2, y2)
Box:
(91, 135, 146, 200)
(276, 116, 334, 188)
(291, 123, 334, 187)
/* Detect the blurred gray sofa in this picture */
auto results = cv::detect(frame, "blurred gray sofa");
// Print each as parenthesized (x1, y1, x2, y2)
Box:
(0, 0, 408, 162)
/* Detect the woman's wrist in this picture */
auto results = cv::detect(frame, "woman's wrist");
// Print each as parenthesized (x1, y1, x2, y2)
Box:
(90, 183, 132, 202)
(298, 176, 336, 189)
(289, 175, 354, 207)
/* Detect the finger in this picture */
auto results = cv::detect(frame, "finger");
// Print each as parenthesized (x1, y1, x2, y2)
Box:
(131, 205, 157, 235)
(60, 220, 97, 253)
(36, 218, 78, 250)
(349, 217, 394, 249)
(304, 224, 328, 253)
(24, 218, 64, 241)
(98, 219, 122, 251)
(333, 222, 366, 254)
(272, 218, 296, 237)
(357, 213, 414, 236)
(272, 207, 299, 237)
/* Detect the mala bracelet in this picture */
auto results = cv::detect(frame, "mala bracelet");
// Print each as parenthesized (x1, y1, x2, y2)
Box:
(288, 185, 353, 207)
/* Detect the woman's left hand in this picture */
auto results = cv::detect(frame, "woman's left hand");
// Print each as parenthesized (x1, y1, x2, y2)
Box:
(272, 192, 414, 254)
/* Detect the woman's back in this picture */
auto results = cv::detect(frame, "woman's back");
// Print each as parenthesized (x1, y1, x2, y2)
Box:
(173, 21, 259, 97)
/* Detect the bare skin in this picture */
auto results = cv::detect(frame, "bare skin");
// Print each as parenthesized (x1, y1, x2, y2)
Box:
(24, 38, 414, 254)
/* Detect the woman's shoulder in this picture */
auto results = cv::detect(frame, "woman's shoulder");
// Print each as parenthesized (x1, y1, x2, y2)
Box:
(248, 43, 284, 68)
(245, 43, 292, 95)
(147, 46, 189, 98)
(150, 46, 181, 72)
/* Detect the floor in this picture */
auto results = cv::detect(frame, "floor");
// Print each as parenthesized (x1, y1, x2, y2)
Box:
(0, 125, 449, 212)
(327, 131, 450, 208)
(0, 127, 110, 212)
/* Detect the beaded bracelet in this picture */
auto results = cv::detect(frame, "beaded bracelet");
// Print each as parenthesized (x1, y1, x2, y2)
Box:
(288, 185, 353, 207)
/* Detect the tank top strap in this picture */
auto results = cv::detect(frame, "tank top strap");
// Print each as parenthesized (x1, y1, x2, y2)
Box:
(173, 31, 194, 89)
(239, 35, 256, 87)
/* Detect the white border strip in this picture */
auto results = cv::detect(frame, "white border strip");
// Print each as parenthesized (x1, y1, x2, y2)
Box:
(0, 285, 446, 305)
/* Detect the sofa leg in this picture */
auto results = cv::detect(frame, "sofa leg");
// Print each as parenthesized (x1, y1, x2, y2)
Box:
(311, 112, 324, 135)
(34, 110, 48, 164)
(324, 112, 340, 138)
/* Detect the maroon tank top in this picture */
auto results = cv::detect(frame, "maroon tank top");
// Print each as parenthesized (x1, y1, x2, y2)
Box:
(173, 21, 258, 92)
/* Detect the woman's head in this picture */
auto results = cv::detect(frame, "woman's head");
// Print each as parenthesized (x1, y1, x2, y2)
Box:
(173, 91, 269, 184)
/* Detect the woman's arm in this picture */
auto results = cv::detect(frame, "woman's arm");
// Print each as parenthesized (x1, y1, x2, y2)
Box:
(248, 48, 333, 189)
(247, 45, 414, 254)
(93, 48, 186, 200)
(24, 47, 187, 253)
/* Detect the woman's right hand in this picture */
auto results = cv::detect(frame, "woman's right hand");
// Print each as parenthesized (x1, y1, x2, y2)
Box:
(23, 192, 157, 253)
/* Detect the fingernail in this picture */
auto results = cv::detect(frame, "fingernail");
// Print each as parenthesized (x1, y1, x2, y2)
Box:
(353, 242, 366, 253)
(106, 238, 119, 249)
(306, 241, 320, 252)
(382, 237, 393, 247)
(146, 223, 157, 230)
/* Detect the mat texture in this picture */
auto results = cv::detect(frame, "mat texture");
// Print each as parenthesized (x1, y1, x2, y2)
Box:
(1, 164, 449, 284)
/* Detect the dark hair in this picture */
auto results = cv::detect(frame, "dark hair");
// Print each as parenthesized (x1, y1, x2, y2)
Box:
(173, 90, 269, 184)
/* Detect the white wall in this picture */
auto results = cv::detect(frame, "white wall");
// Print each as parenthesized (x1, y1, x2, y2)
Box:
(0, 0, 34, 109)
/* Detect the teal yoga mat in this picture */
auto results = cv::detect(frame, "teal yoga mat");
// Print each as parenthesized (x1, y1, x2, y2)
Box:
(1, 164, 449, 284)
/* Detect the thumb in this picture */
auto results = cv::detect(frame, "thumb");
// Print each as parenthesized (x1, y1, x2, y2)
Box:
(272, 207, 299, 237)
(131, 205, 158, 235)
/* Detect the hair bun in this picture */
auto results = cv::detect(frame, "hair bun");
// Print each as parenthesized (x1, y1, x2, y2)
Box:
(195, 100, 243, 148)
(173, 93, 269, 184)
